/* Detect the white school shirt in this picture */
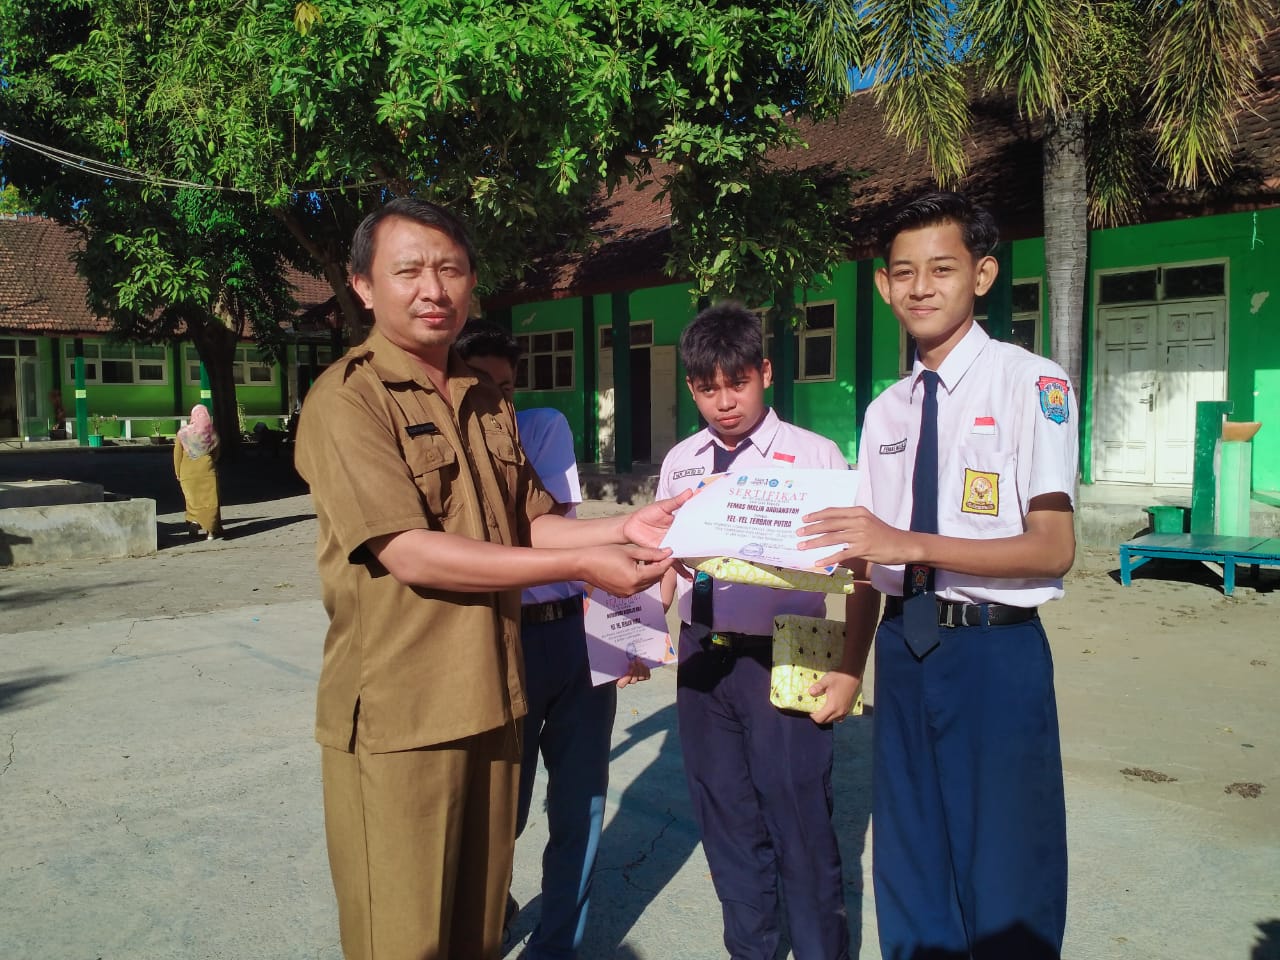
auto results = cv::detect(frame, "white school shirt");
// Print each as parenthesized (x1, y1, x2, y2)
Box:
(656, 408, 853, 636)
(854, 323, 1079, 606)
(517, 407, 585, 606)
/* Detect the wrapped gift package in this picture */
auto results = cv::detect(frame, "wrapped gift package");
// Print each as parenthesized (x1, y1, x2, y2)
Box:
(769, 614, 863, 716)
(690, 556, 860, 595)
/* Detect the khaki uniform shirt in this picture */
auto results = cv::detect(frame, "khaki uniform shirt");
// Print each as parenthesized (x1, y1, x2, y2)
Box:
(295, 330, 555, 753)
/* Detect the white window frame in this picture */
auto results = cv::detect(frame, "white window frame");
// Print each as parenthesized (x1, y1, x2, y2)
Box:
(759, 301, 837, 382)
(65, 341, 168, 385)
(976, 278, 1043, 356)
(1094, 258, 1228, 307)
(183, 346, 277, 387)
(516, 328, 576, 391)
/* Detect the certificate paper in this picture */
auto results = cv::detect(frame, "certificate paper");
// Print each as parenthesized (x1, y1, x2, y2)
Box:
(583, 583, 676, 687)
(661, 467, 858, 572)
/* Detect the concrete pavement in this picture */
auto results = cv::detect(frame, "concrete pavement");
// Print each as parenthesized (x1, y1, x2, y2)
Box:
(1, 446, 1278, 959)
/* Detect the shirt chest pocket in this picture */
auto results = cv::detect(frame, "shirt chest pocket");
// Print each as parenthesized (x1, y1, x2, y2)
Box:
(403, 435, 459, 522)
(938, 443, 1022, 537)
(483, 426, 520, 505)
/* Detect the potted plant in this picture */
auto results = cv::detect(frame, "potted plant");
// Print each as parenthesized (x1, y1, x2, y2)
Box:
(88, 413, 115, 447)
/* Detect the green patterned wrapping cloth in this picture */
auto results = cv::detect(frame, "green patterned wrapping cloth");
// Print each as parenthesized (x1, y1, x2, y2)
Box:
(690, 556, 858, 595)
(769, 614, 863, 716)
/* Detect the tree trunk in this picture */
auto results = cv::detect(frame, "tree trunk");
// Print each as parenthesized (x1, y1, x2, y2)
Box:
(273, 207, 368, 344)
(189, 321, 242, 455)
(1042, 111, 1088, 398)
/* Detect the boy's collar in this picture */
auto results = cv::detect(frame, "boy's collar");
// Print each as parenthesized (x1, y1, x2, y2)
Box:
(703, 407, 779, 453)
(911, 323, 989, 398)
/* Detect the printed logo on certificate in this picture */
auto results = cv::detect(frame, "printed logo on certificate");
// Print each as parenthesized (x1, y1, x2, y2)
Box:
(583, 583, 675, 687)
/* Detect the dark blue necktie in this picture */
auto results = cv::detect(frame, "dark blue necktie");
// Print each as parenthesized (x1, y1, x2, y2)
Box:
(691, 439, 754, 631)
(902, 371, 941, 658)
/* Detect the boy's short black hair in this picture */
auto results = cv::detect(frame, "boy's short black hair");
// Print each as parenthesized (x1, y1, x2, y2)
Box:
(349, 197, 477, 278)
(454, 319, 522, 366)
(877, 191, 999, 263)
(679, 301, 765, 383)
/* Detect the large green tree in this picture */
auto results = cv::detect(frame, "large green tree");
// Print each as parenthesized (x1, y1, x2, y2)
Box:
(0, 0, 861, 348)
(821, 0, 1271, 394)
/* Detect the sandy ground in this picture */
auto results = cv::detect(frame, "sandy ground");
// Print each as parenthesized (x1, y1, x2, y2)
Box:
(2, 446, 1278, 958)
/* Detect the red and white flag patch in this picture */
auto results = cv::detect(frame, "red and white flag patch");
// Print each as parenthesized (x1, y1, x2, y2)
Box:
(772, 451, 796, 463)
(971, 416, 996, 436)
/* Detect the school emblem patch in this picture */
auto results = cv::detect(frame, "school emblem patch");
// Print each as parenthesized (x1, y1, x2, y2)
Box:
(961, 468, 999, 516)
(1037, 376, 1070, 424)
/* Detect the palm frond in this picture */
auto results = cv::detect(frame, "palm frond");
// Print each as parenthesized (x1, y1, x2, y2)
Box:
(1146, 0, 1270, 189)
(867, 0, 970, 184)
(957, 0, 1080, 116)
(1086, 104, 1146, 227)
(799, 0, 876, 97)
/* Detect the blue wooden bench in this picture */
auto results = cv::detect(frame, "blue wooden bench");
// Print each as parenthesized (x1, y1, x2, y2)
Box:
(1119, 533, 1280, 596)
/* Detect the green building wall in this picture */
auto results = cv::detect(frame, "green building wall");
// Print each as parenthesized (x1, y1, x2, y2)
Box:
(1088, 209, 1280, 492)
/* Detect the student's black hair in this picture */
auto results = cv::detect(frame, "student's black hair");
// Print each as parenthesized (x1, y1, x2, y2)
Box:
(679, 301, 766, 383)
(453, 320, 522, 366)
(349, 197, 478, 278)
(876, 191, 999, 263)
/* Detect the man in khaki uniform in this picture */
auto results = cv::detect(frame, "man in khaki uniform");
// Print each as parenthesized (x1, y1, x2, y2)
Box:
(295, 198, 683, 960)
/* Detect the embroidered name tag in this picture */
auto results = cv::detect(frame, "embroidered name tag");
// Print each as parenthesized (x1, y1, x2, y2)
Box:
(879, 438, 907, 455)
(671, 466, 705, 481)
(961, 468, 1000, 515)
(406, 422, 440, 438)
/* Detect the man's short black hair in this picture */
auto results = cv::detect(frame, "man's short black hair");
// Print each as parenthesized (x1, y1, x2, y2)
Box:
(349, 197, 478, 278)
(454, 319, 522, 366)
(679, 301, 765, 383)
(877, 191, 999, 263)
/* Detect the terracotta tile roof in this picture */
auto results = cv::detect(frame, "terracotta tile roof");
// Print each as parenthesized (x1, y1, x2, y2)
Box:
(0, 216, 110, 336)
(494, 19, 1280, 305)
(0, 215, 344, 339)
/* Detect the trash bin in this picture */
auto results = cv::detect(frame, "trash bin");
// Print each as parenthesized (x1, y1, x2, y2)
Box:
(1147, 505, 1188, 534)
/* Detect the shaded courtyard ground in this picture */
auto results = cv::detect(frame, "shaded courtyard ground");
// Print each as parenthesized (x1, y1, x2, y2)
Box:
(0, 445, 1277, 959)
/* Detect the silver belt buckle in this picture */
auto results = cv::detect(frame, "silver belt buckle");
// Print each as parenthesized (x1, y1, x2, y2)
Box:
(939, 601, 958, 629)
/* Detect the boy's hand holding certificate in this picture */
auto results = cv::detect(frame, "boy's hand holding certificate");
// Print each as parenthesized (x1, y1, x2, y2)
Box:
(660, 467, 859, 572)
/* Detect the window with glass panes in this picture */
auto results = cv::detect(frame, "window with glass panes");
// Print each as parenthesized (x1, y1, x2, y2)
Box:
(184, 346, 275, 385)
(1097, 262, 1226, 304)
(65, 341, 167, 384)
(975, 279, 1042, 353)
(760, 302, 836, 382)
(515, 329, 575, 390)
(0, 338, 37, 358)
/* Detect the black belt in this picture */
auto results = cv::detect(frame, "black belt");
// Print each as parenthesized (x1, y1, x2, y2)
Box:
(882, 595, 1038, 628)
(521, 596, 582, 625)
(684, 624, 773, 653)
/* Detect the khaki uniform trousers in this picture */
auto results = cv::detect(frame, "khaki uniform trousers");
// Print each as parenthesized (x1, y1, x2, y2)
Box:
(321, 720, 521, 960)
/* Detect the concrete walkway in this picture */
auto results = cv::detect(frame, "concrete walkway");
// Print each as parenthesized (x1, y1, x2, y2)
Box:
(1, 446, 1278, 959)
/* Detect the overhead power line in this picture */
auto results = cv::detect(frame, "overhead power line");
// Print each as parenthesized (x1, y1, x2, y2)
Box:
(0, 128, 389, 196)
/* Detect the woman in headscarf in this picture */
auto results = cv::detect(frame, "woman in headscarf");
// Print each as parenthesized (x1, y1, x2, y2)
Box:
(174, 404, 223, 540)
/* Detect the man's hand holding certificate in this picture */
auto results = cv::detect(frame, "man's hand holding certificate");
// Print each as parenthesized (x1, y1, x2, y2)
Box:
(660, 467, 859, 572)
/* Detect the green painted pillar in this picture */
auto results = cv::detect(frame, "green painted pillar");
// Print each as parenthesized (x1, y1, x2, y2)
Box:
(769, 292, 796, 424)
(1191, 400, 1233, 534)
(984, 242, 1013, 342)
(854, 260, 875, 452)
(171, 341, 184, 415)
(199, 362, 212, 411)
(73, 338, 88, 445)
(611, 291, 632, 472)
(581, 296, 598, 463)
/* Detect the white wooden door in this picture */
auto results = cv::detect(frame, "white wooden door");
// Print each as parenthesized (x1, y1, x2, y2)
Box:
(598, 347, 615, 464)
(1094, 300, 1226, 484)
(1096, 305, 1159, 483)
(649, 344, 677, 464)
(1153, 299, 1226, 485)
